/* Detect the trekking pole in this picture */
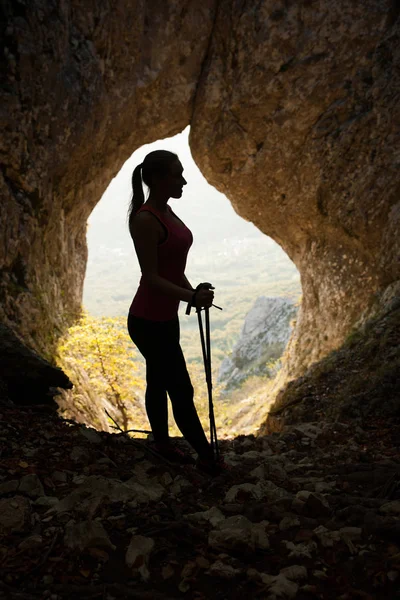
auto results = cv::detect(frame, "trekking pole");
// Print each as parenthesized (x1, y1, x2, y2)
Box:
(187, 283, 221, 461)
(196, 306, 219, 460)
(205, 306, 220, 460)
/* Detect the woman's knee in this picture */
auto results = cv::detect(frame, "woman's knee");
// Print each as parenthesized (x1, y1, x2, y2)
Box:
(186, 381, 194, 400)
(146, 381, 167, 400)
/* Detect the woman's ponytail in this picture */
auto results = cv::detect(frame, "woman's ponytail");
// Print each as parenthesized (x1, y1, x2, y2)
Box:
(128, 163, 144, 238)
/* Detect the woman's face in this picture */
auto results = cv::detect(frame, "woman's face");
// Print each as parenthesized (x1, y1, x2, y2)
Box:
(164, 160, 187, 198)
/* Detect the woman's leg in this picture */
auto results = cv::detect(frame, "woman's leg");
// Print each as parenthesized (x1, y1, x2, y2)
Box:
(127, 314, 213, 459)
(165, 343, 213, 459)
(160, 318, 213, 459)
(127, 314, 169, 443)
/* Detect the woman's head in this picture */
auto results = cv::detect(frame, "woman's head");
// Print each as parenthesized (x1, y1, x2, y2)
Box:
(128, 150, 186, 234)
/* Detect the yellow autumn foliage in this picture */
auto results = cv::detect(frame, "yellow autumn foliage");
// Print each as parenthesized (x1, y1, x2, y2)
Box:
(56, 313, 146, 432)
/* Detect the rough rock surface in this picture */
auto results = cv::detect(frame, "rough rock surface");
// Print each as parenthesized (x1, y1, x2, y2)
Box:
(191, 0, 400, 379)
(219, 296, 297, 389)
(0, 405, 399, 599)
(1, 0, 399, 413)
(261, 300, 400, 433)
(0, 323, 72, 408)
(0, 0, 217, 355)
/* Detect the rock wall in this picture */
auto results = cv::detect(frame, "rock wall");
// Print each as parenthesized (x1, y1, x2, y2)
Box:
(0, 0, 217, 357)
(1, 1, 399, 405)
(260, 298, 400, 434)
(191, 0, 400, 379)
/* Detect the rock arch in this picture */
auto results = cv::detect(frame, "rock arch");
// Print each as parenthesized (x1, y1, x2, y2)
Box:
(1, 1, 399, 404)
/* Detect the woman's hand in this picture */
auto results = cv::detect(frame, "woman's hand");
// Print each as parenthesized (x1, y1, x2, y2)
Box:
(194, 286, 214, 309)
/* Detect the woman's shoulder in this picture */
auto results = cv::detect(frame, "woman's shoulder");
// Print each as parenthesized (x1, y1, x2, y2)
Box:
(134, 210, 160, 228)
(133, 208, 165, 238)
(135, 208, 154, 221)
(136, 205, 164, 219)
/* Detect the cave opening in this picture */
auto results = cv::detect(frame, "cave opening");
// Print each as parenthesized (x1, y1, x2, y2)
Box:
(0, 0, 396, 440)
(56, 127, 300, 437)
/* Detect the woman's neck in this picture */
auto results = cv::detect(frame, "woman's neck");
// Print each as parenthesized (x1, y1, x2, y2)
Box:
(146, 192, 169, 213)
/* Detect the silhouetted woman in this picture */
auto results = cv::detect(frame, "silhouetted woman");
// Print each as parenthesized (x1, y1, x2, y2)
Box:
(127, 150, 224, 474)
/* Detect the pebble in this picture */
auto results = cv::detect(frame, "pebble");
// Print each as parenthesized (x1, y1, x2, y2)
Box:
(18, 534, 43, 550)
(52, 471, 68, 483)
(279, 515, 300, 531)
(35, 496, 59, 508)
(79, 426, 102, 444)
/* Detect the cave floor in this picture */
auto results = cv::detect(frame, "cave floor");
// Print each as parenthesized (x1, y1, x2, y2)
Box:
(0, 406, 399, 600)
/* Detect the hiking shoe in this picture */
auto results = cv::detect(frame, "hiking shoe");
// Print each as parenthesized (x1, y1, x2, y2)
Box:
(153, 442, 195, 465)
(196, 456, 230, 477)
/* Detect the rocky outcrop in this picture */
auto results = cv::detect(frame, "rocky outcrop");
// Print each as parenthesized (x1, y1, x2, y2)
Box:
(0, 323, 72, 408)
(1, 1, 399, 419)
(260, 296, 400, 434)
(219, 296, 297, 389)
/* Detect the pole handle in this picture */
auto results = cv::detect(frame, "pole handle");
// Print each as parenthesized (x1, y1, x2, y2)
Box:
(186, 282, 222, 315)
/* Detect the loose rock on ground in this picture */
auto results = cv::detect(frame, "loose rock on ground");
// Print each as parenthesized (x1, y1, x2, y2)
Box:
(0, 406, 399, 599)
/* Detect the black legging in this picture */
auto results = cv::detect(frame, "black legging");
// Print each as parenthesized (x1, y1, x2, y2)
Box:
(127, 313, 213, 459)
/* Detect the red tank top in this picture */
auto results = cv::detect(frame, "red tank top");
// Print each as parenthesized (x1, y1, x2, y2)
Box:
(129, 204, 193, 321)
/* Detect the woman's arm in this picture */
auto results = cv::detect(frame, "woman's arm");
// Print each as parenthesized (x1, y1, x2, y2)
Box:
(181, 274, 194, 291)
(132, 212, 194, 303)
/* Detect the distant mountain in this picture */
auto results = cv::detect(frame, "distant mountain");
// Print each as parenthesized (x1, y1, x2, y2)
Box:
(218, 296, 298, 390)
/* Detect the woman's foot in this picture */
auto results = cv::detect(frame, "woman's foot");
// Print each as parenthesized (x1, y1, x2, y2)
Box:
(196, 455, 230, 476)
(153, 441, 195, 465)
